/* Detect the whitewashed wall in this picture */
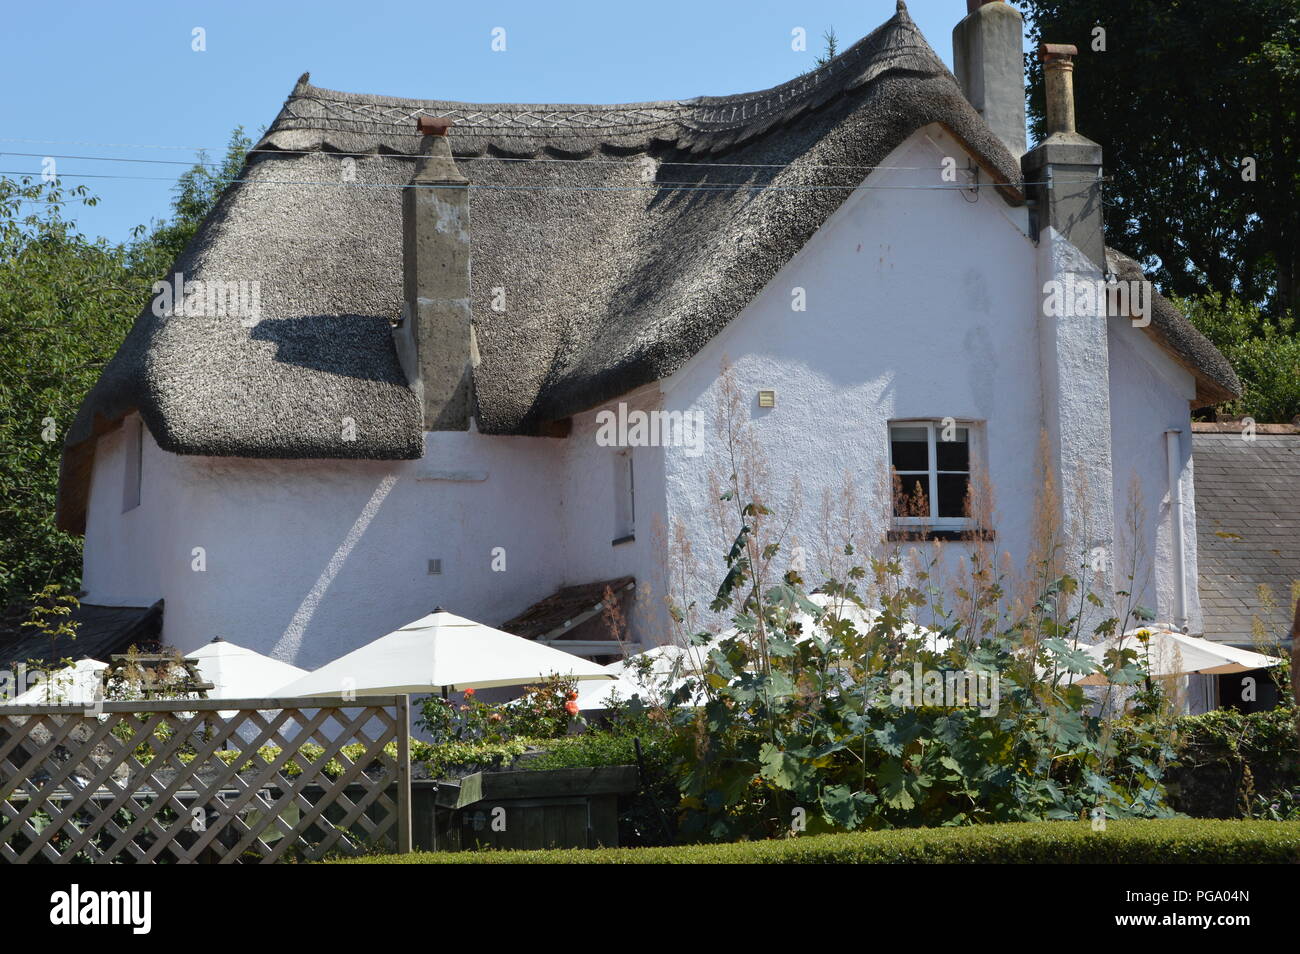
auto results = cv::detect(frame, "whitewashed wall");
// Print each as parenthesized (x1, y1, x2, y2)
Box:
(78, 126, 1208, 669)
(556, 386, 670, 646)
(656, 126, 1046, 634)
(1106, 318, 1202, 633)
(82, 425, 568, 668)
(1032, 228, 1118, 637)
(82, 412, 170, 607)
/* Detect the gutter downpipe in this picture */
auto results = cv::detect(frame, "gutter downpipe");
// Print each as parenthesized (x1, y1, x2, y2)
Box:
(1165, 429, 1188, 631)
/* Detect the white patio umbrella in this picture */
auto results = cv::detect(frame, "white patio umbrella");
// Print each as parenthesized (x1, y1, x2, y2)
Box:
(1074, 626, 1280, 686)
(574, 644, 708, 710)
(5, 658, 107, 706)
(778, 593, 952, 653)
(180, 638, 313, 743)
(185, 637, 308, 699)
(273, 607, 615, 697)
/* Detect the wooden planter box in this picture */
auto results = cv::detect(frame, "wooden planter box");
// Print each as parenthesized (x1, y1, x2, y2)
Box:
(412, 766, 639, 852)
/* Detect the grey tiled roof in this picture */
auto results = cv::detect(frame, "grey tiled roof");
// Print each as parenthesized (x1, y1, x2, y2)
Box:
(1194, 430, 1300, 645)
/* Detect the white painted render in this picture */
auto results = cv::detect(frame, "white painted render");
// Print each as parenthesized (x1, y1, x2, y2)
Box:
(84, 421, 568, 669)
(556, 386, 669, 642)
(658, 126, 1045, 631)
(1106, 316, 1203, 634)
(78, 124, 1209, 670)
(1032, 228, 1117, 635)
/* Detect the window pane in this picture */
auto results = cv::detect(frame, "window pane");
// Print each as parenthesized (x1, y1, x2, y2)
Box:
(937, 473, 970, 518)
(935, 428, 969, 471)
(894, 474, 931, 518)
(890, 427, 929, 472)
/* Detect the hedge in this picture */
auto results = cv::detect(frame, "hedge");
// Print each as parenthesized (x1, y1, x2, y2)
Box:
(335, 819, 1300, 864)
(1159, 708, 1300, 819)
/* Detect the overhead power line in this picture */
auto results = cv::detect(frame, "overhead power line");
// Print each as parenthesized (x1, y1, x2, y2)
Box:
(3, 139, 1017, 174)
(0, 168, 1089, 194)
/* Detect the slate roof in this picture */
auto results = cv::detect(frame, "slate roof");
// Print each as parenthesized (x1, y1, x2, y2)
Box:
(0, 600, 164, 669)
(1193, 426, 1300, 645)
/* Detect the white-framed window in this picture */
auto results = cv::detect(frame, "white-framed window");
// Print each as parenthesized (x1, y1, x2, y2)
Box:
(889, 420, 976, 530)
(122, 416, 143, 513)
(613, 449, 635, 544)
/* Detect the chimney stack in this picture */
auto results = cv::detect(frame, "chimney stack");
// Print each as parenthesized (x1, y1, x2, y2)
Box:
(952, 0, 1027, 158)
(1041, 43, 1078, 134)
(395, 117, 474, 432)
(1021, 42, 1106, 270)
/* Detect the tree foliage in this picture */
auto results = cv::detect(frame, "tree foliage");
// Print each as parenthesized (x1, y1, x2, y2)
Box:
(1022, 0, 1300, 319)
(1174, 292, 1300, 421)
(0, 128, 250, 609)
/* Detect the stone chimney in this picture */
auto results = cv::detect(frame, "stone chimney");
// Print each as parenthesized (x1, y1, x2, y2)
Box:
(1021, 43, 1106, 269)
(953, 0, 1027, 158)
(394, 116, 473, 432)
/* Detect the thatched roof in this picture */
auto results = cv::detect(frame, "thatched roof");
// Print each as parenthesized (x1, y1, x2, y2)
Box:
(56, 2, 1234, 534)
(59, 4, 1028, 531)
(1105, 249, 1241, 406)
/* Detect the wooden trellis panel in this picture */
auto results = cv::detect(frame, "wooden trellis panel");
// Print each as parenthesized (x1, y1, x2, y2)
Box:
(0, 696, 411, 864)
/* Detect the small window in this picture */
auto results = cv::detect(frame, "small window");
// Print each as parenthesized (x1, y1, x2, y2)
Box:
(613, 450, 635, 544)
(122, 417, 143, 513)
(889, 421, 973, 528)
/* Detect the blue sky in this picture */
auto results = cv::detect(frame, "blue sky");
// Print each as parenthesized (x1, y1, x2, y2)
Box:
(1, 1, 1024, 243)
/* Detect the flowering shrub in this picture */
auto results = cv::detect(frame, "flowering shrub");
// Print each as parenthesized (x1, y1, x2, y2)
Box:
(416, 674, 579, 744)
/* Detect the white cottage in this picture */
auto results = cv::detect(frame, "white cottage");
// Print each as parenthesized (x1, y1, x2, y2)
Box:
(58, 2, 1239, 671)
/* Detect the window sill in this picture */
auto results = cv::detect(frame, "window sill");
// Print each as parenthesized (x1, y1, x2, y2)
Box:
(887, 528, 995, 542)
(611, 534, 636, 547)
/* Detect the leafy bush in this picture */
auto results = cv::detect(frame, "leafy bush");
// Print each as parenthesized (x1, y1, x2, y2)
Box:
(335, 819, 1300, 864)
(526, 729, 666, 773)
(663, 498, 1176, 842)
(416, 675, 579, 744)
(415, 738, 532, 779)
(1119, 707, 1300, 820)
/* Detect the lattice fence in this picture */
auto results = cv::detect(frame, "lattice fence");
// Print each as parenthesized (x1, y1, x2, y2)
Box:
(0, 696, 410, 864)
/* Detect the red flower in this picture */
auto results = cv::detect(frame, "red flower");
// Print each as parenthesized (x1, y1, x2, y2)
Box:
(463, 687, 476, 697)
(566, 690, 578, 701)
(564, 699, 580, 716)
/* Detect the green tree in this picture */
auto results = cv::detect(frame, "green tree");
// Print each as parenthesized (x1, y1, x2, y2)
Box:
(1022, 0, 1300, 319)
(1175, 292, 1300, 422)
(129, 126, 252, 281)
(0, 127, 251, 610)
(0, 176, 140, 607)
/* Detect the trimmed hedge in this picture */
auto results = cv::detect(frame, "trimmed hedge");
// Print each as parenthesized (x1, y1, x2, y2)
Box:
(335, 819, 1300, 864)
(1161, 708, 1300, 819)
